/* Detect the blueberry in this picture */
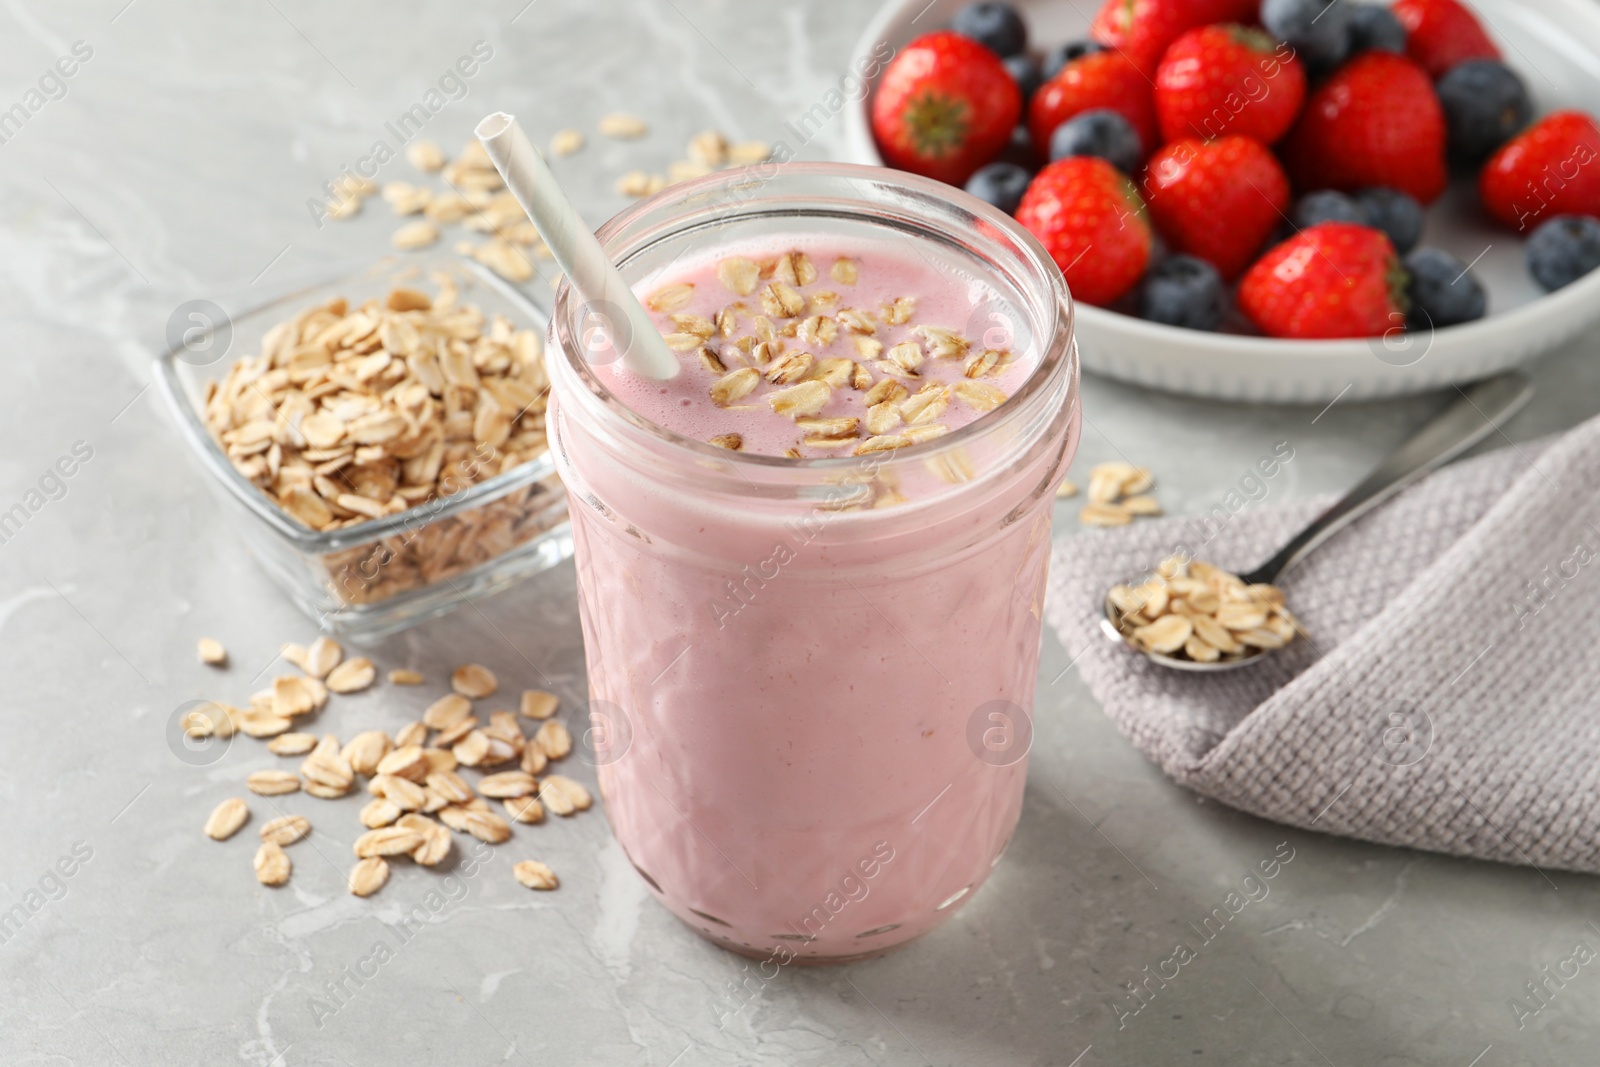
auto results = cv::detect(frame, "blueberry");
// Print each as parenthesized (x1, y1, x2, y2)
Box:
(999, 124, 1040, 169)
(1042, 39, 1105, 80)
(1003, 53, 1044, 105)
(1404, 248, 1487, 328)
(1526, 215, 1600, 292)
(1348, 4, 1406, 54)
(1261, 0, 1353, 71)
(1139, 255, 1227, 331)
(1354, 187, 1424, 254)
(1293, 190, 1366, 230)
(1049, 109, 1142, 175)
(1436, 60, 1532, 165)
(951, 2, 1028, 58)
(965, 162, 1033, 216)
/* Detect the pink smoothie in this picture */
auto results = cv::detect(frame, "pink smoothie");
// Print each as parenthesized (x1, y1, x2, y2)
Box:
(553, 236, 1077, 961)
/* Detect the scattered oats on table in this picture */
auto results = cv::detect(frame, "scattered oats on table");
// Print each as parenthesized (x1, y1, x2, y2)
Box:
(348, 856, 389, 897)
(197, 637, 227, 666)
(669, 159, 714, 183)
(326, 195, 362, 221)
(462, 808, 512, 844)
(376, 745, 429, 782)
(326, 657, 376, 693)
(519, 690, 559, 720)
(1079, 462, 1159, 527)
(549, 128, 584, 156)
(360, 798, 402, 829)
(354, 825, 427, 858)
(598, 112, 648, 139)
(259, 814, 312, 846)
(392, 219, 441, 251)
(405, 139, 446, 173)
(424, 192, 473, 223)
(343, 731, 392, 775)
(1080, 501, 1133, 527)
(727, 140, 771, 165)
(451, 663, 497, 699)
(539, 775, 591, 816)
(299, 636, 342, 679)
(393, 721, 428, 749)
(204, 798, 249, 841)
(182, 701, 236, 739)
(478, 771, 537, 799)
(195, 643, 595, 899)
(254, 841, 291, 886)
(402, 813, 452, 866)
(534, 719, 572, 760)
(504, 795, 545, 823)
(615, 170, 655, 198)
(246, 770, 301, 796)
(266, 732, 317, 756)
(382, 181, 433, 216)
(425, 693, 473, 730)
(687, 130, 728, 167)
(272, 674, 322, 717)
(513, 859, 559, 890)
(238, 709, 291, 739)
(336, 174, 377, 200)
(443, 139, 503, 192)
(469, 237, 537, 282)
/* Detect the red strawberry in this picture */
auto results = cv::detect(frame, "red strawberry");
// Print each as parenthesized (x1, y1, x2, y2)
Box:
(1015, 157, 1152, 306)
(1282, 52, 1448, 205)
(1089, 0, 1260, 77)
(1029, 51, 1158, 160)
(1144, 136, 1290, 281)
(1480, 111, 1600, 232)
(1155, 25, 1305, 145)
(1392, 0, 1500, 78)
(1239, 223, 1406, 339)
(871, 31, 1021, 186)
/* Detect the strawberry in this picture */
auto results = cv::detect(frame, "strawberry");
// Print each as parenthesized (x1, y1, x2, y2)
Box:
(1154, 25, 1305, 145)
(1479, 111, 1600, 232)
(1015, 157, 1152, 306)
(871, 31, 1021, 186)
(1391, 0, 1500, 78)
(1239, 223, 1407, 339)
(1089, 0, 1260, 77)
(1143, 136, 1290, 281)
(1282, 52, 1448, 205)
(1029, 51, 1158, 161)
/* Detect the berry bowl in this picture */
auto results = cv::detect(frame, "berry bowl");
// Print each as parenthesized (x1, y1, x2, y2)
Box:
(842, 0, 1600, 402)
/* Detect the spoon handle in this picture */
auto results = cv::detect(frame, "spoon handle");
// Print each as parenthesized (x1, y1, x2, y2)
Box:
(1243, 372, 1535, 586)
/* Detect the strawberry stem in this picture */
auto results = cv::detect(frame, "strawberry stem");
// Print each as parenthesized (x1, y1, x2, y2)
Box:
(903, 91, 972, 160)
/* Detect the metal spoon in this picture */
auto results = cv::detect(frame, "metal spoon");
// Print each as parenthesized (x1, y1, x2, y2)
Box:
(1102, 372, 1535, 672)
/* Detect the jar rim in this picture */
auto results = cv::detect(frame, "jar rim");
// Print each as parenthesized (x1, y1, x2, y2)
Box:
(549, 161, 1076, 472)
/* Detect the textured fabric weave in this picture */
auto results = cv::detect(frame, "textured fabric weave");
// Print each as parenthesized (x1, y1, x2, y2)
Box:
(1044, 418, 1600, 873)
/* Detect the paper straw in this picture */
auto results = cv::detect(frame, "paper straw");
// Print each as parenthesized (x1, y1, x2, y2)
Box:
(475, 112, 678, 380)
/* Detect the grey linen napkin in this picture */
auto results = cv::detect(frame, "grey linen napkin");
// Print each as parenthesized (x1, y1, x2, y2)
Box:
(1043, 414, 1600, 875)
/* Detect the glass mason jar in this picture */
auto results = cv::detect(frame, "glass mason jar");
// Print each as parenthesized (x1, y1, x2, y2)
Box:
(549, 163, 1079, 962)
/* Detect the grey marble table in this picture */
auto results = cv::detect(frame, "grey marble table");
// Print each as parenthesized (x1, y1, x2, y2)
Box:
(4, 2, 1600, 1064)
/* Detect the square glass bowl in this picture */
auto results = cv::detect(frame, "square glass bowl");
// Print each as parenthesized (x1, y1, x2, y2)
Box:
(155, 254, 571, 638)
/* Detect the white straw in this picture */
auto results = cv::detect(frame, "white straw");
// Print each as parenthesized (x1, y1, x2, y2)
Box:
(475, 112, 678, 380)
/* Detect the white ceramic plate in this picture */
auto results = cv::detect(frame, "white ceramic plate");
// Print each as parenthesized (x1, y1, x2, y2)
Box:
(842, 0, 1600, 402)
